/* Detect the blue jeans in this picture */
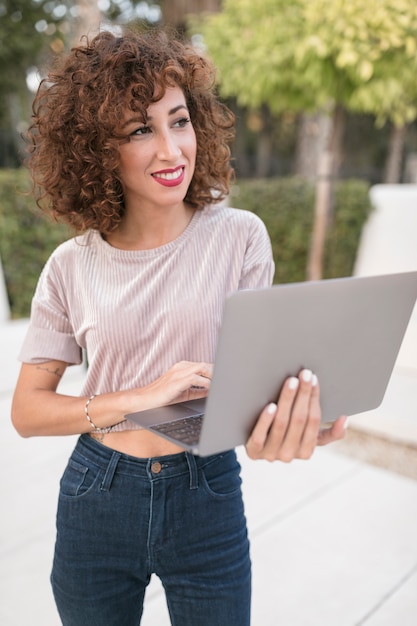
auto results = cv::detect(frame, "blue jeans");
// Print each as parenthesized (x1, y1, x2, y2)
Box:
(51, 435, 251, 625)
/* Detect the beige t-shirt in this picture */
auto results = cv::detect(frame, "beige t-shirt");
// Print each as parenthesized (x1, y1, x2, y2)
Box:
(19, 204, 274, 431)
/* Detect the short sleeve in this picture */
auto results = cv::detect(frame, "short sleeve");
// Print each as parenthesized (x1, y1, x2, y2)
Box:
(238, 213, 275, 290)
(18, 255, 82, 365)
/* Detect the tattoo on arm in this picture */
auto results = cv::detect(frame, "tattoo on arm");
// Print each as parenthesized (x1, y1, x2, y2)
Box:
(36, 365, 63, 379)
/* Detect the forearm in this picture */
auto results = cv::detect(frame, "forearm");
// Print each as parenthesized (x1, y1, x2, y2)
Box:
(11, 359, 212, 438)
(11, 386, 141, 438)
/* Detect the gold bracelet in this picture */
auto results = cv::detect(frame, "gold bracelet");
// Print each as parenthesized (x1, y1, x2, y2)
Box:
(84, 394, 112, 434)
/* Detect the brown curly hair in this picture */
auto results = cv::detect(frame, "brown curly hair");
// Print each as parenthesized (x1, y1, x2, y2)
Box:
(27, 28, 235, 234)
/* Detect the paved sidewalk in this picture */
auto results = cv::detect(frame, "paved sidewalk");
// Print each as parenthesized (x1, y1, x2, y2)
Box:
(1, 321, 417, 625)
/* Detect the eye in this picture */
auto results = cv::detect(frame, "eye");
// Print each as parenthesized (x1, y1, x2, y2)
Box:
(131, 125, 152, 136)
(173, 117, 191, 128)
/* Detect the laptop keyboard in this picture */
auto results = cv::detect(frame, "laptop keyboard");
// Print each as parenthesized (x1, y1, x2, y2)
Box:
(151, 414, 204, 446)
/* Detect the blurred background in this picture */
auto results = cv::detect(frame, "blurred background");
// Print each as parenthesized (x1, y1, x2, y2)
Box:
(1, 0, 417, 321)
(2, 0, 417, 182)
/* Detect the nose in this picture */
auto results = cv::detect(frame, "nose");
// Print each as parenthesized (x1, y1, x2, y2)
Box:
(157, 130, 182, 161)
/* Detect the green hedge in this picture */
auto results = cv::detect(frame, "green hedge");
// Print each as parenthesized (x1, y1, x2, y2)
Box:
(0, 168, 70, 318)
(0, 169, 372, 318)
(230, 176, 373, 284)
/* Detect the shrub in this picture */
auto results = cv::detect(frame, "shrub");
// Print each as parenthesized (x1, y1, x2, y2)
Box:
(0, 168, 70, 318)
(324, 179, 374, 278)
(230, 176, 372, 283)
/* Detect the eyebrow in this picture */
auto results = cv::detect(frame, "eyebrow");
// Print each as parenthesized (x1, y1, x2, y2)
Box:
(147, 104, 189, 120)
(122, 104, 189, 128)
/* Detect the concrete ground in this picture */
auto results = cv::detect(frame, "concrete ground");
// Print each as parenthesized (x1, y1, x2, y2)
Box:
(1, 319, 417, 626)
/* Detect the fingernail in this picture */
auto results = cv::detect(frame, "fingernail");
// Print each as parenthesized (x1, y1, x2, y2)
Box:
(267, 402, 277, 415)
(301, 369, 312, 383)
(312, 374, 318, 387)
(288, 377, 299, 390)
(343, 417, 350, 430)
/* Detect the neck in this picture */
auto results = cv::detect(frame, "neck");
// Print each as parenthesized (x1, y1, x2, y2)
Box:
(105, 203, 195, 250)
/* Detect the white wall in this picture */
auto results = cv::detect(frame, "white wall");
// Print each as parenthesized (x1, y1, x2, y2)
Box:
(354, 184, 417, 370)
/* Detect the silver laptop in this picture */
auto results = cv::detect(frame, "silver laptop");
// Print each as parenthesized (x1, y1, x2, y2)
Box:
(126, 271, 417, 456)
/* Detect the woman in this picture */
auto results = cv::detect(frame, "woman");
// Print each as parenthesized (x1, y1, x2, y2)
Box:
(12, 28, 346, 625)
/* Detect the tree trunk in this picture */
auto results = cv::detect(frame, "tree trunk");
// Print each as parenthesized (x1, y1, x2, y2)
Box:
(307, 104, 345, 281)
(294, 112, 332, 180)
(232, 104, 251, 178)
(328, 103, 345, 174)
(255, 104, 273, 178)
(6, 93, 24, 163)
(307, 151, 333, 281)
(159, 0, 221, 31)
(384, 124, 406, 184)
(71, 0, 103, 45)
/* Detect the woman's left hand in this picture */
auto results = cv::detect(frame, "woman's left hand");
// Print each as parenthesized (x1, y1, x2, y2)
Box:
(245, 369, 348, 462)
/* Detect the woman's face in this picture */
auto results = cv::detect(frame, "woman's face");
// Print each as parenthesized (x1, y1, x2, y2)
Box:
(117, 85, 197, 213)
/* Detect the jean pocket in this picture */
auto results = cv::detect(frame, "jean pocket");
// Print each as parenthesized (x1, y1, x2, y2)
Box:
(59, 458, 101, 498)
(200, 453, 243, 499)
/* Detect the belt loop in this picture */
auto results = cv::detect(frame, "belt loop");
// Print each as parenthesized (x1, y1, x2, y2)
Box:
(100, 451, 122, 492)
(185, 452, 199, 490)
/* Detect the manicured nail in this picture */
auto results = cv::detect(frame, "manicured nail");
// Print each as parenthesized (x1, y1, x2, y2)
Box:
(267, 402, 277, 415)
(288, 377, 299, 390)
(343, 417, 350, 430)
(301, 369, 312, 383)
(312, 374, 318, 387)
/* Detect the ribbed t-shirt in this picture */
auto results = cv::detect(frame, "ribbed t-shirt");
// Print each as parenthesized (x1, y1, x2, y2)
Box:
(19, 204, 275, 431)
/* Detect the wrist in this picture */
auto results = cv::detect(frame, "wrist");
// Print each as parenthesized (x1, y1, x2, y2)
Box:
(83, 391, 128, 433)
(84, 395, 113, 434)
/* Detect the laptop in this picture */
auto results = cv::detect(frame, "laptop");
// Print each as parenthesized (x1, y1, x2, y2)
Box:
(126, 271, 417, 456)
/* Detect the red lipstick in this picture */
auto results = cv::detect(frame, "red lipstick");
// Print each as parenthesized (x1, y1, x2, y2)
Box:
(152, 166, 185, 187)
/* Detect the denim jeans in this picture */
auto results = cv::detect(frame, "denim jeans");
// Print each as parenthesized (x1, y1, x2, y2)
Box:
(51, 434, 251, 625)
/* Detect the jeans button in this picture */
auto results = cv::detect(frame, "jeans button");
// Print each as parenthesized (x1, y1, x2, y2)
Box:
(151, 461, 162, 474)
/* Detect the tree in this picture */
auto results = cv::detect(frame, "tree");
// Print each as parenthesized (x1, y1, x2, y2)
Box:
(197, 0, 417, 279)
(0, 1, 68, 164)
(0, 1, 66, 95)
(0, 1, 162, 165)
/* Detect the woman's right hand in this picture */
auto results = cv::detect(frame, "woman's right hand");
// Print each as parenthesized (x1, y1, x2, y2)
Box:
(138, 360, 213, 409)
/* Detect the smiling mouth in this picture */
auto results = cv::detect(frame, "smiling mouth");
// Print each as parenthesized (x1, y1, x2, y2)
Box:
(151, 166, 186, 187)
(152, 167, 184, 181)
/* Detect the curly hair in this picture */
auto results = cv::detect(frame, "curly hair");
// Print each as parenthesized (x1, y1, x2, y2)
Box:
(27, 28, 235, 234)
